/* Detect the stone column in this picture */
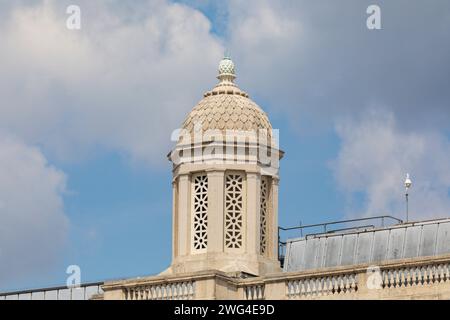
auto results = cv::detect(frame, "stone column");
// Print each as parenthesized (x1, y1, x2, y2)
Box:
(206, 170, 225, 253)
(172, 179, 178, 260)
(246, 172, 261, 256)
(177, 174, 191, 257)
(269, 177, 279, 260)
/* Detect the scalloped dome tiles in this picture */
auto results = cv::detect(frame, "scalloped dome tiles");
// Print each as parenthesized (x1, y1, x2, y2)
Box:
(181, 57, 272, 135)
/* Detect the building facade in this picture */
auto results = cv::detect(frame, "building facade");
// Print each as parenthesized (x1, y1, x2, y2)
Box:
(2, 57, 450, 301)
(100, 58, 450, 300)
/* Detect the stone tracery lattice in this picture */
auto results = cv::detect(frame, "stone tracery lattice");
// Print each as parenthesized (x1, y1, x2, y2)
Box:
(225, 173, 244, 249)
(260, 176, 269, 255)
(193, 174, 208, 251)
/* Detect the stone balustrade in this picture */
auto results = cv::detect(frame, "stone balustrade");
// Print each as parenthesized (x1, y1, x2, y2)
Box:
(101, 254, 450, 300)
(244, 284, 265, 300)
(124, 281, 195, 300)
(381, 263, 450, 289)
(287, 273, 358, 298)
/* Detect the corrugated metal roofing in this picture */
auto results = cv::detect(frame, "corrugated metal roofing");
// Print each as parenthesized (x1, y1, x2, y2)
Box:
(283, 218, 450, 272)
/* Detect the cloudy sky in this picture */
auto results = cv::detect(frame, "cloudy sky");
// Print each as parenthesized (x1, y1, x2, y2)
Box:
(0, 0, 449, 291)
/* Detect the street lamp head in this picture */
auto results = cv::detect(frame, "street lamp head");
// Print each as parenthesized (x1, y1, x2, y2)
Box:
(404, 173, 412, 190)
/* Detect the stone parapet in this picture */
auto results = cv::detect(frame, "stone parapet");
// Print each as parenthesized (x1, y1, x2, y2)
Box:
(102, 254, 450, 300)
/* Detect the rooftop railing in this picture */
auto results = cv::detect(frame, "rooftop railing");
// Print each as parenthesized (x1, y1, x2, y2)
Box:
(278, 215, 403, 267)
(0, 282, 104, 300)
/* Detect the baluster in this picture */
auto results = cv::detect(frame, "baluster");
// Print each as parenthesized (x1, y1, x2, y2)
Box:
(400, 269, 406, 287)
(351, 275, 357, 292)
(144, 287, 149, 300)
(183, 282, 187, 300)
(307, 279, 313, 297)
(167, 284, 172, 300)
(417, 267, 423, 286)
(127, 289, 132, 300)
(169, 284, 175, 300)
(424, 266, 430, 285)
(444, 264, 450, 282)
(292, 281, 297, 297)
(381, 271, 387, 288)
(431, 265, 439, 283)
(187, 282, 191, 299)
(404, 268, 411, 287)
(321, 277, 327, 295)
(438, 265, 444, 283)
(409, 268, 416, 286)
(394, 270, 400, 288)
(299, 280, 304, 297)
(420, 267, 426, 286)
(334, 276, 340, 294)
(186, 282, 190, 299)
(310, 279, 316, 296)
(189, 282, 194, 299)
(181, 282, 186, 300)
(387, 270, 394, 289)
(345, 276, 351, 293)
(322, 278, 329, 295)
(391, 270, 396, 288)
(149, 286, 155, 300)
(332, 276, 338, 294)
(168, 284, 172, 300)
(184, 283, 189, 300)
(157, 285, 162, 300)
(317, 278, 323, 296)
(330, 277, 335, 294)
(180, 283, 185, 300)
(331, 276, 337, 294)
(339, 276, 345, 294)
(159, 285, 164, 300)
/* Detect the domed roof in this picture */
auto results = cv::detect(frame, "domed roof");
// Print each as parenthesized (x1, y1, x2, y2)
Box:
(181, 57, 272, 135)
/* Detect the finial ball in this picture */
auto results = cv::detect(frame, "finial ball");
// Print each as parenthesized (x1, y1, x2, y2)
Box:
(218, 57, 235, 76)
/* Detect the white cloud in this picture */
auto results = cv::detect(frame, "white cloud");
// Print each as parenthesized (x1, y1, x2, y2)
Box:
(0, 134, 69, 287)
(333, 111, 450, 220)
(0, 0, 223, 166)
(225, 1, 450, 133)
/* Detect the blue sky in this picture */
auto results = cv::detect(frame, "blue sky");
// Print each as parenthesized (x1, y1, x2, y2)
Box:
(1, 0, 450, 291)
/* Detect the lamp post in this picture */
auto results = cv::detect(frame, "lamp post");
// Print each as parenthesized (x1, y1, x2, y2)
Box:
(404, 173, 412, 222)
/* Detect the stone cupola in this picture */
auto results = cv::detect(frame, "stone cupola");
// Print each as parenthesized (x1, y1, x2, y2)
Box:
(165, 56, 283, 276)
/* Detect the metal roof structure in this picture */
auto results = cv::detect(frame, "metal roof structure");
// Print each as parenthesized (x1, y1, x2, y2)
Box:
(283, 218, 450, 272)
